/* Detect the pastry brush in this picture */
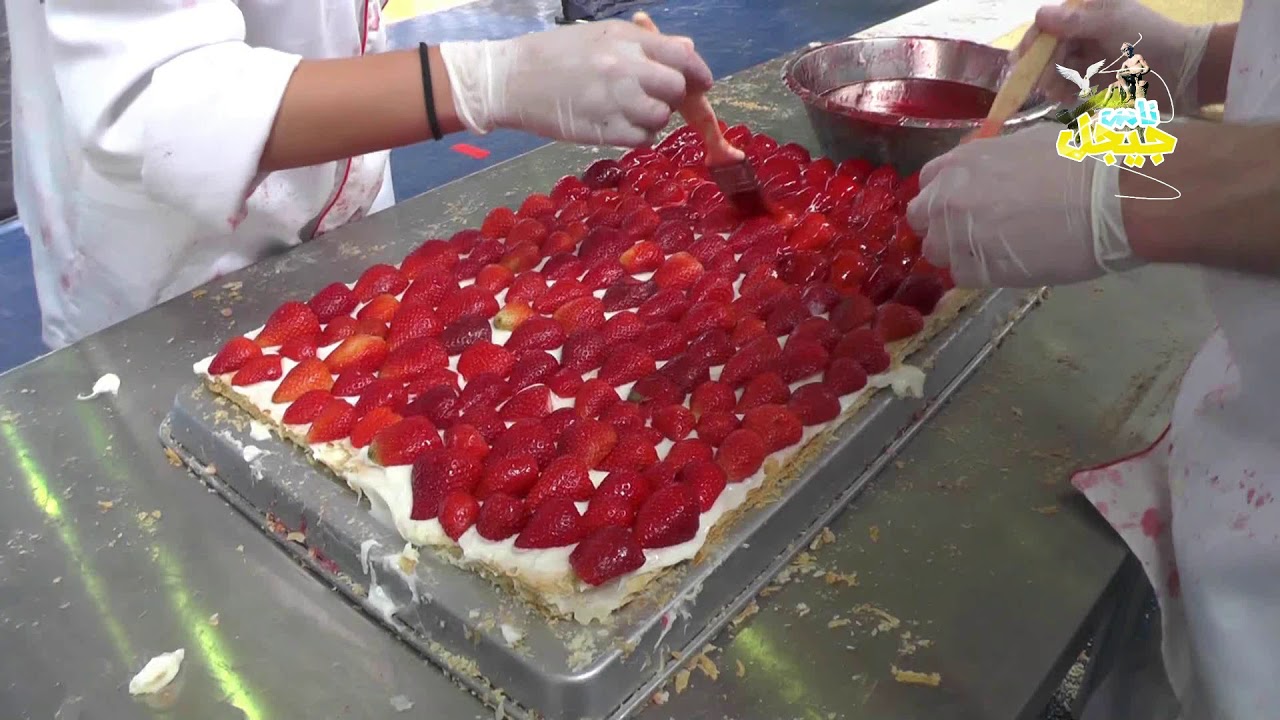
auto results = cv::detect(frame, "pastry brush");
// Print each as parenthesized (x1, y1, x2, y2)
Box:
(632, 12, 769, 216)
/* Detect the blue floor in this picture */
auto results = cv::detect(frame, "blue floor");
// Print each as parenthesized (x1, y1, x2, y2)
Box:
(0, 0, 929, 373)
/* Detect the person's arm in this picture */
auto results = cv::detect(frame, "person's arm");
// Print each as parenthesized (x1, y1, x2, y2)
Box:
(1195, 23, 1237, 107)
(1121, 120, 1280, 274)
(260, 47, 461, 173)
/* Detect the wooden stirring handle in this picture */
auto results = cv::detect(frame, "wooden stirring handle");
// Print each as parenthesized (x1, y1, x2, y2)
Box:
(631, 12, 743, 165)
(972, 0, 1082, 140)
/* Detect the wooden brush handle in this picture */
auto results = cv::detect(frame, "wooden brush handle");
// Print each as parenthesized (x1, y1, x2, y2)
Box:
(631, 12, 742, 164)
(974, 0, 1082, 140)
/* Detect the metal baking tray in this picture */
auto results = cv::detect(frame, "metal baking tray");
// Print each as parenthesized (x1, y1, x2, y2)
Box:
(160, 287, 1040, 720)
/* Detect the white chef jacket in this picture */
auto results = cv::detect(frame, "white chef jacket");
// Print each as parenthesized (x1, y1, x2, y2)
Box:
(8, 0, 395, 349)
(1073, 2, 1280, 717)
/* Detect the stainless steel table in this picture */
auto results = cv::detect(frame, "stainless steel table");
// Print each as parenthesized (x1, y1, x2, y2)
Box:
(0, 53, 1213, 719)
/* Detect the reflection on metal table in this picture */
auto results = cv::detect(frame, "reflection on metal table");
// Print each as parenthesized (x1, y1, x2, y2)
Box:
(0, 50, 1212, 719)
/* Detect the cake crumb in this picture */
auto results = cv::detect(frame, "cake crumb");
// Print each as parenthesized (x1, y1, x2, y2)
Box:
(98, 500, 114, 511)
(809, 527, 837, 550)
(795, 602, 810, 617)
(693, 651, 719, 681)
(1033, 505, 1061, 515)
(389, 695, 414, 712)
(651, 690, 669, 705)
(732, 601, 759, 627)
(736, 660, 746, 678)
(220, 308, 233, 317)
(163, 447, 183, 467)
(286, 531, 306, 544)
(869, 525, 881, 543)
(828, 618, 851, 629)
(891, 665, 942, 687)
(208, 613, 220, 627)
(824, 571, 859, 587)
(674, 668, 691, 693)
(192, 289, 208, 299)
(855, 604, 901, 635)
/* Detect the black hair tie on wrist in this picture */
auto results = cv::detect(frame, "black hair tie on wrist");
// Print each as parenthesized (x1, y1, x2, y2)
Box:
(419, 42, 443, 141)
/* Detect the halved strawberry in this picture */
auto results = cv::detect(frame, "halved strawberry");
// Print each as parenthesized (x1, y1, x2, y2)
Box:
(410, 447, 483, 520)
(402, 270, 454, 307)
(441, 316, 492, 355)
(547, 367, 584, 398)
(272, 358, 333, 403)
(306, 397, 358, 443)
(480, 206, 517, 240)
(788, 383, 841, 425)
(737, 372, 790, 412)
(352, 317, 389, 339)
(637, 288, 691, 323)
(350, 406, 403, 449)
(824, 357, 868, 395)
(666, 438, 714, 470)
(369, 416, 440, 466)
(489, 419, 558, 466)
(505, 316, 566, 354)
(652, 404, 695, 441)
(438, 490, 480, 541)
(494, 301, 536, 332)
(679, 460, 728, 512)
(602, 279, 657, 312)
(475, 454, 540, 500)
(575, 379, 621, 419)
(500, 384, 552, 421)
(601, 401, 647, 434)
(695, 411, 739, 447)
(874, 302, 924, 342)
(386, 303, 443, 353)
(508, 351, 559, 390)
(634, 484, 700, 548)
(679, 302, 734, 339)
(561, 329, 607, 372)
(628, 374, 682, 408)
(598, 344, 656, 387)
(308, 282, 359, 323)
(833, 327, 891, 374)
(716, 428, 766, 481)
(455, 373, 514, 417)
(438, 286, 499, 324)
(406, 367, 460, 396)
(720, 335, 783, 387)
(690, 381, 735, 418)
(777, 338, 829, 385)
(560, 418, 618, 469)
(505, 272, 548, 306)
(475, 263, 515, 294)
(525, 455, 594, 508)
(380, 337, 448, 380)
(619, 241, 663, 274)
(324, 335, 389, 374)
(449, 228, 482, 254)
(553, 296, 606, 334)
(599, 434, 659, 472)
(515, 497, 586, 549)
(445, 423, 490, 460)
(208, 336, 262, 375)
(231, 354, 283, 386)
(357, 294, 400, 325)
(742, 404, 804, 453)
(601, 312, 645, 346)
(352, 264, 408, 303)
(570, 525, 646, 586)
(331, 368, 376, 397)
(405, 385, 460, 428)
(582, 261, 625, 291)
(458, 341, 515, 382)
(282, 389, 333, 425)
(499, 242, 541, 273)
(319, 316, 359, 346)
(279, 335, 319, 361)
(583, 496, 636, 533)
(353, 378, 409, 417)
(255, 301, 321, 348)
(532, 278, 590, 314)
(400, 240, 459, 279)
(687, 328, 736, 366)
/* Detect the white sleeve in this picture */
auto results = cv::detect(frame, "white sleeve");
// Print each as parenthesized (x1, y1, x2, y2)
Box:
(46, 1, 304, 228)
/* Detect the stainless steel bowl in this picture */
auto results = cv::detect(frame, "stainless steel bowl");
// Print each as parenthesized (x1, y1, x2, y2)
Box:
(783, 36, 1058, 174)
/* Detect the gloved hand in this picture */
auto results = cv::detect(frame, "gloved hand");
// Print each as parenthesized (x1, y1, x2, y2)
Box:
(1015, 0, 1213, 112)
(905, 124, 1137, 288)
(439, 21, 713, 147)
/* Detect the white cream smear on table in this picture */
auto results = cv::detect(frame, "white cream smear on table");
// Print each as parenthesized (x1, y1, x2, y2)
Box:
(128, 648, 185, 695)
(194, 244, 937, 622)
(78, 373, 120, 400)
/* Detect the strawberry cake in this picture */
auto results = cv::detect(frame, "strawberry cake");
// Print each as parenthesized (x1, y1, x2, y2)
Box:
(193, 122, 974, 623)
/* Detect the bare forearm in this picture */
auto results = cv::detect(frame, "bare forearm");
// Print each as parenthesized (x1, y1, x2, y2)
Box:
(1122, 120, 1280, 275)
(260, 47, 462, 173)
(1196, 23, 1237, 107)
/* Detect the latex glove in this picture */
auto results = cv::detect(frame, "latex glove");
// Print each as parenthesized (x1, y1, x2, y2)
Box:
(905, 124, 1136, 288)
(439, 21, 713, 147)
(1016, 0, 1212, 112)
